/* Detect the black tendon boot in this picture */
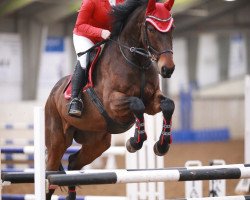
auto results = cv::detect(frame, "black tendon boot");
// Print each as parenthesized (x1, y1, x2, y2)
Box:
(68, 61, 87, 118)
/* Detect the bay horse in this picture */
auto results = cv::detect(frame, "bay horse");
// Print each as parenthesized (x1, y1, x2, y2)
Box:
(45, 0, 175, 199)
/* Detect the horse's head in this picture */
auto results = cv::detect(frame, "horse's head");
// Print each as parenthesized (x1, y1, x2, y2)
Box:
(143, 0, 175, 78)
(111, 0, 175, 78)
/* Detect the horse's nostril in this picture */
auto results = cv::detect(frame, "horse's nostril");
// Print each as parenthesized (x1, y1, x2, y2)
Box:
(161, 66, 175, 78)
(161, 67, 167, 74)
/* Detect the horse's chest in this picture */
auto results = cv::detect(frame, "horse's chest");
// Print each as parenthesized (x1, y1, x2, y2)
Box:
(126, 85, 155, 99)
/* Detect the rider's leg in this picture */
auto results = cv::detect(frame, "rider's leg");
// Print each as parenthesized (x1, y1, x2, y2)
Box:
(68, 34, 94, 117)
(68, 60, 87, 117)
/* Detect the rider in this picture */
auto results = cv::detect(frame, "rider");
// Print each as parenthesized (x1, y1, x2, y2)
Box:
(68, 0, 124, 117)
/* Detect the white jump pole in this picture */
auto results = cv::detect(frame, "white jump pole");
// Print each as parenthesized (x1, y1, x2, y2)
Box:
(235, 75, 250, 194)
(34, 106, 45, 199)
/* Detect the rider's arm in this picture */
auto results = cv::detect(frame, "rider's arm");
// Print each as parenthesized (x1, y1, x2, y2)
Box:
(75, 0, 103, 40)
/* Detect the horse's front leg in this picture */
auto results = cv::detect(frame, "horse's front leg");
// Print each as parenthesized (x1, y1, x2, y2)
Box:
(109, 92, 147, 153)
(125, 97, 147, 153)
(145, 90, 175, 156)
(154, 97, 175, 156)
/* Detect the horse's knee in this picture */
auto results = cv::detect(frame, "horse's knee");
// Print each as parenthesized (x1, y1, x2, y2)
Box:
(160, 98, 175, 119)
(129, 97, 145, 117)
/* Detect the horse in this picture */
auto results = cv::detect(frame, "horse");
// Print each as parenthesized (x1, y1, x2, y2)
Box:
(45, 0, 175, 199)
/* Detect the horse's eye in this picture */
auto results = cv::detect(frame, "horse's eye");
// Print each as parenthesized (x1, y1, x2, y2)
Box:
(147, 26, 156, 33)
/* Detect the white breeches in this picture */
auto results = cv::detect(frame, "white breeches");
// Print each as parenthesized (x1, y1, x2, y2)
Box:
(73, 34, 94, 69)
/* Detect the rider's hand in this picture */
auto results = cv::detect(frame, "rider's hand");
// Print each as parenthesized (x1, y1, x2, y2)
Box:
(101, 30, 111, 39)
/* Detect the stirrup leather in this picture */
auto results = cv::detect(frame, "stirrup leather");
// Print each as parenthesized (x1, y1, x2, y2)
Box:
(68, 98, 83, 117)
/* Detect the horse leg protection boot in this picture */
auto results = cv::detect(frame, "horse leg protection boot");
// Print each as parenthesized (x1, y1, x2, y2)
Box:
(68, 61, 87, 118)
(154, 98, 175, 156)
(126, 97, 147, 153)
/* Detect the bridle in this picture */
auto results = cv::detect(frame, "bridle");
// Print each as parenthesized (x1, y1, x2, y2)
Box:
(109, 37, 152, 70)
(109, 15, 174, 71)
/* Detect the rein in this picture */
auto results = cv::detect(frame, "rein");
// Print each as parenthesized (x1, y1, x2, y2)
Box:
(108, 37, 151, 100)
(108, 38, 152, 70)
(77, 39, 109, 57)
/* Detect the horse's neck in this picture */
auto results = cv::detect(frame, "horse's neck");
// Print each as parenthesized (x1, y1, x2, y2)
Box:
(94, 6, 148, 87)
(120, 7, 145, 48)
(98, 8, 145, 70)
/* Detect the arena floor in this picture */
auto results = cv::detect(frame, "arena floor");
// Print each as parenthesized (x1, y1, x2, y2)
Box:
(2, 139, 248, 199)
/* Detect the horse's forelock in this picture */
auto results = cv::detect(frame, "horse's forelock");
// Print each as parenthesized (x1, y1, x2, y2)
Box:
(111, 0, 147, 37)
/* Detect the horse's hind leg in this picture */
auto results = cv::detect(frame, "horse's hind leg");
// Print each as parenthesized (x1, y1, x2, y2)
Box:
(45, 104, 69, 200)
(46, 140, 67, 199)
(46, 135, 67, 199)
(126, 97, 147, 153)
(65, 133, 111, 200)
(65, 151, 81, 200)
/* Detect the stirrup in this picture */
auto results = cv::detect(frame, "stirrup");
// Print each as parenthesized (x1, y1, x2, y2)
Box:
(68, 98, 83, 118)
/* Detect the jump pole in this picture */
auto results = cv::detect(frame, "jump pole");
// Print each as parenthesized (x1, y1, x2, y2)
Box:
(47, 164, 250, 186)
(1, 194, 250, 200)
(1, 146, 125, 157)
(236, 75, 250, 194)
(184, 196, 250, 200)
(34, 106, 45, 199)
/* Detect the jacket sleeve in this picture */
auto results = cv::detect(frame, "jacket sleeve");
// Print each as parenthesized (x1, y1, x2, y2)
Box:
(75, 0, 102, 39)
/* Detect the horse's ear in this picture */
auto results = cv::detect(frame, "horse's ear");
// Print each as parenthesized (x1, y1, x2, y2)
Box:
(146, 0, 156, 15)
(164, 0, 174, 11)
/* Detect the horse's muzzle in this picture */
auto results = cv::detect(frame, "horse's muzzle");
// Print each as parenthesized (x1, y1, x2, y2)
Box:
(161, 65, 175, 78)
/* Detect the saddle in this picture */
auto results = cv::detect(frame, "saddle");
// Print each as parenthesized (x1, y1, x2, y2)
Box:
(64, 44, 133, 132)
(64, 47, 102, 100)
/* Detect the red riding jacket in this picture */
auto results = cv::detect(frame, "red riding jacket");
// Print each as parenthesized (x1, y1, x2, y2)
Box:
(73, 0, 124, 43)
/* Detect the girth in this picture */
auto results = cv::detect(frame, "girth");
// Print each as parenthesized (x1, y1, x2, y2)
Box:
(86, 87, 134, 134)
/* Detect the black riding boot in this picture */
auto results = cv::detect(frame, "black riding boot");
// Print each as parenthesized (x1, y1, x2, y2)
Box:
(68, 61, 87, 118)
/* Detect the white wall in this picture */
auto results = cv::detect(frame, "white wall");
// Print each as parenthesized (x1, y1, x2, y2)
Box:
(228, 33, 247, 79)
(168, 38, 189, 94)
(0, 33, 22, 102)
(197, 33, 220, 87)
(37, 36, 72, 101)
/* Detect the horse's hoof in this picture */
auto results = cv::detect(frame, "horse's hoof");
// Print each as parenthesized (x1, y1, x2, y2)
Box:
(126, 139, 137, 153)
(153, 142, 170, 156)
